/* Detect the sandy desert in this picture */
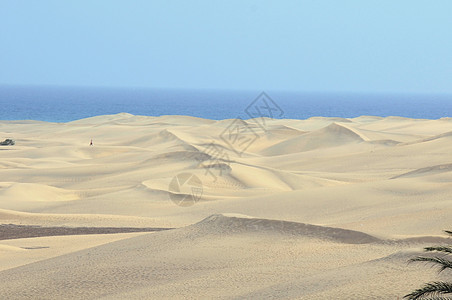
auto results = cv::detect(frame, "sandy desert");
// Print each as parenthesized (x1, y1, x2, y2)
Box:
(0, 113, 451, 299)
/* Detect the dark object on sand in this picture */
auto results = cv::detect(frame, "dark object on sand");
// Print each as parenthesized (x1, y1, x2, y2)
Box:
(0, 139, 15, 146)
(0, 224, 173, 241)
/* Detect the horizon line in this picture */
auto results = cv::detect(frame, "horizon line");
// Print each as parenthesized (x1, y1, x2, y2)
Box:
(1, 83, 452, 97)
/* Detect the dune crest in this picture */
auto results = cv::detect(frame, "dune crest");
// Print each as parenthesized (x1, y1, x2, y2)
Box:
(193, 214, 381, 244)
(0, 183, 78, 202)
(391, 163, 452, 179)
(261, 122, 365, 155)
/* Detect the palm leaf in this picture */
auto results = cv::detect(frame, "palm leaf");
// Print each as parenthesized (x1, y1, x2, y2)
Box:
(413, 297, 452, 300)
(412, 297, 452, 300)
(405, 230, 452, 299)
(409, 256, 452, 273)
(424, 246, 452, 254)
(404, 281, 452, 299)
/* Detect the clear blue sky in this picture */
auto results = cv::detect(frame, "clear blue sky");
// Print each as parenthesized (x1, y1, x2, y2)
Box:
(1, 0, 451, 94)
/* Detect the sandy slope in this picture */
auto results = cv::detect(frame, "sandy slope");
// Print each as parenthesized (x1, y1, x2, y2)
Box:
(0, 232, 148, 271)
(0, 113, 452, 299)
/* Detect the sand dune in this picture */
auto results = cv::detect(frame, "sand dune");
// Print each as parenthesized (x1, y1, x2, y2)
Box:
(1, 113, 452, 299)
(261, 122, 365, 155)
(392, 163, 452, 179)
(0, 214, 445, 299)
(0, 233, 148, 272)
(192, 214, 381, 244)
(0, 183, 78, 202)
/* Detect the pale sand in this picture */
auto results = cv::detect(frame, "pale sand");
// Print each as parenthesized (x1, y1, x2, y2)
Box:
(0, 113, 451, 299)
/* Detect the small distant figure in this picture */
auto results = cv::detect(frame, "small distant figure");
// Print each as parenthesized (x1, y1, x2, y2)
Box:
(90, 139, 93, 146)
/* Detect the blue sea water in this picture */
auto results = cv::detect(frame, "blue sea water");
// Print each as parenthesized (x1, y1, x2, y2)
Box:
(0, 85, 451, 122)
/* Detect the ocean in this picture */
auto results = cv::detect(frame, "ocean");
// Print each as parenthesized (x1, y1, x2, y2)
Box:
(0, 85, 451, 122)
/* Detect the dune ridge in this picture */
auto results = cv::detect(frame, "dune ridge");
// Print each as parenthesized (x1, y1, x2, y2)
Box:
(193, 213, 381, 244)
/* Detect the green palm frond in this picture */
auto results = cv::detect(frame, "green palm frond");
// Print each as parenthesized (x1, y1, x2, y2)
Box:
(409, 256, 452, 273)
(424, 246, 452, 254)
(404, 281, 452, 299)
(412, 297, 452, 300)
(405, 230, 452, 299)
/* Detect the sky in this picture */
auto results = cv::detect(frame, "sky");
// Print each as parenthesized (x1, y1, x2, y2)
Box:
(1, 0, 452, 94)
